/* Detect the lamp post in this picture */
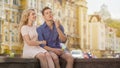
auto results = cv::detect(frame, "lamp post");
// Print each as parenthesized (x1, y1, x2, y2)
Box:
(0, 18, 1, 54)
(0, 18, 1, 45)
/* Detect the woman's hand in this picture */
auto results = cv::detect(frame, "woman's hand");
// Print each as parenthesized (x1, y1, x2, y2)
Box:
(40, 40, 46, 45)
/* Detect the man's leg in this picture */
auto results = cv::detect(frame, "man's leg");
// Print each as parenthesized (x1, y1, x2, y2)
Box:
(49, 52, 60, 68)
(60, 52, 74, 68)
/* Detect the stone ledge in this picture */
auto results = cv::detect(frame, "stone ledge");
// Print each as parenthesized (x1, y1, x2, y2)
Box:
(0, 57, 120, 68)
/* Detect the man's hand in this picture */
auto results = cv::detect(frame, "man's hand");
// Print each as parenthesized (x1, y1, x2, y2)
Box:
(52, 48, 63, 56)
(54, 20, 60, 28)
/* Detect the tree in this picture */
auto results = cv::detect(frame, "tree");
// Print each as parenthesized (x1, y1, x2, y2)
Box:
(105, 19, 120, 37)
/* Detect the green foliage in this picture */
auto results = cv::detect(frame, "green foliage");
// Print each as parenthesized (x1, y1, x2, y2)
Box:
(105, 19, 120, 37)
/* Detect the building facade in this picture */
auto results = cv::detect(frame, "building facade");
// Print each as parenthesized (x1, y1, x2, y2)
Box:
(88, 15, 106, 57)
(0, 0, 88, 53)
(0, 0, 20, 46)
(0, 0, 21, 54)
(1, 0, 119, 57)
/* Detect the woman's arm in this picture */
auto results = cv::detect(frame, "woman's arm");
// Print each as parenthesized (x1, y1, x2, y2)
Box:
(23, 35, 46, 46)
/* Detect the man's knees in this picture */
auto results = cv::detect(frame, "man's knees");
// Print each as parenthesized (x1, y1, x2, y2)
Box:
(64, 54, 74, 63)
(68, 56, 74, 63)
(49, 52, 59, 62)
(51, 54, 59, 62)
(53, 56, 59, 62)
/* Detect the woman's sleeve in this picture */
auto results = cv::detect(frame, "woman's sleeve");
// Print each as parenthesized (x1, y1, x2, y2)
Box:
(21, 26, 29, 36)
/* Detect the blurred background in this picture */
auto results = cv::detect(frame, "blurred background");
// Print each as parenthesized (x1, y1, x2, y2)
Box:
(0, 0, 120, 58)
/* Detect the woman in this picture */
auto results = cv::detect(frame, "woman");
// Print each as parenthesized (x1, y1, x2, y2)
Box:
(19, 9, 54, 68)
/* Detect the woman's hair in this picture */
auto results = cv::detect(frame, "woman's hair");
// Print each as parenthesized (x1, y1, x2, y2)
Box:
(18, 9, 35, 44)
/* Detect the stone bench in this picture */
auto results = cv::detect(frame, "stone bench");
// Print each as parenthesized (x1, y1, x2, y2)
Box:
(0, 57, 120, 68)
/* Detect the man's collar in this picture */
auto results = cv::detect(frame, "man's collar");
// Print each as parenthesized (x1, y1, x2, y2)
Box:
(43, 21, 55, 28)
(42, 22, 47, 28)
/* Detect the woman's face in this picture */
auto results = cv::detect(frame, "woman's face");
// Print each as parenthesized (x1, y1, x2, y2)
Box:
(28, 10, 36, 22)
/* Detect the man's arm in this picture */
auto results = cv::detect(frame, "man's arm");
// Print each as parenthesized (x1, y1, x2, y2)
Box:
(54, 20, 67, 42)
(56, 26, 67, 42)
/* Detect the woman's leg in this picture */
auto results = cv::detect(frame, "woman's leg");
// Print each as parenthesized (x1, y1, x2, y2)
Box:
(35, 53, 48, 68)
(49, 52, 60, 68)
(45, 52, 55, 68)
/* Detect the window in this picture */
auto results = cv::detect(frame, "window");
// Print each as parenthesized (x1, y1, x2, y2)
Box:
(11, 12, 15, 23)
(29, 0, 36, 8)
(0, 7, 2, 17)
(12, 32, 14, 42)
(83, 25, 86, 34)
(5, 35, 8, 41)
(29, 0, 32, 8)
(13, 0, 17, 5)
(0, 34, 2, 43)
(16, 32, 18, 42)
(5, 30, 8, 41)
(83, 13, 86, 21)
(58, 0, 62, 5)
(0, 21, 1, 33)
(58, 11, 61, 17)
(17, 14, 20, 24)
(17, 0, 20, 6)
(5, 11, 9, 22)
(34, 0, 36, 8)
(0, 20, 2, 34)
(4, 0, 9, 3)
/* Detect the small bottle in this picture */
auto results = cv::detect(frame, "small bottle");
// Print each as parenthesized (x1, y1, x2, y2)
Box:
(60, 43, 66, 51)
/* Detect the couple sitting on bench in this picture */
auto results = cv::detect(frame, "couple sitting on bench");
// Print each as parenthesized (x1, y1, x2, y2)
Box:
(19, 7, 74, 68)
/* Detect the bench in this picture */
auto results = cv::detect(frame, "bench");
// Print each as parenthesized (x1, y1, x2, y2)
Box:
(0, 57, 120, 68)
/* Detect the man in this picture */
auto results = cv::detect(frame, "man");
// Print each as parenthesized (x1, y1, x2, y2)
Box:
(37, 7, 74, 68)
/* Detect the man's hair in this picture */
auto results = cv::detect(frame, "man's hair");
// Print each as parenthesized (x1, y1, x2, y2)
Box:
(41, 7, 51, 15)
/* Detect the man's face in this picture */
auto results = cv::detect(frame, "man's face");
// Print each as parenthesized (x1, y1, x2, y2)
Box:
(43, 9, 53, 21)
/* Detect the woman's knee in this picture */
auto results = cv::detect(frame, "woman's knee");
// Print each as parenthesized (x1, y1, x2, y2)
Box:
(45, 52, 51, 58)
(36, 53, 46, 60)
(49, 52, 60, 63)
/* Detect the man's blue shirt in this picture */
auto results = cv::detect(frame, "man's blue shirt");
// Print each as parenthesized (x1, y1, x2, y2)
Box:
(37, 22, 65, 48)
